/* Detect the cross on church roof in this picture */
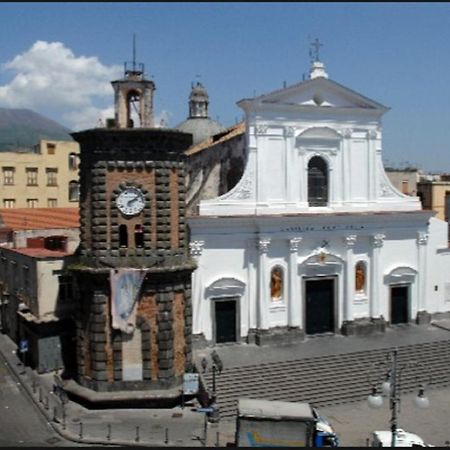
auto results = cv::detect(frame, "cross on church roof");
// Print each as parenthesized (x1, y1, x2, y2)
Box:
(309, 38, 323, 63)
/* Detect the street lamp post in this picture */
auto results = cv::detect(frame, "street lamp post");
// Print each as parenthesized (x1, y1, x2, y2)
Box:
(367, 347, 432, 447)
(200, 351, 223, 423)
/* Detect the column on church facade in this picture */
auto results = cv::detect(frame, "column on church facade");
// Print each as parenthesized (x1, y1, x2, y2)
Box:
(370, 233, 385, 318)
(247, 238, 258, 331)
(257, 237, 271, 330)
(285, 127, 297, 203)
(189, 240, 204, 335)
(343, 235, 357, 322)
(367, 130, 377, 201)
(416, 231, 429, 312)
(288, 237, 302, 327)
(342, 129, 352, 202)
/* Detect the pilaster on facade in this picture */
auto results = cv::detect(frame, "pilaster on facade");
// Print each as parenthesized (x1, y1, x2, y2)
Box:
(416, 231, 429, 312)
(367, 129, 377, 202)
(285, 127, 296, 203)
(343, 235, 357, 322)
(288, 237, 303, 327)
(370, 233, 385, 318)
(342, 128, 353, 202)
(257, 237, 271, 330)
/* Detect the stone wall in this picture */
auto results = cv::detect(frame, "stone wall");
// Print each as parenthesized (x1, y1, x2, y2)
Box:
(73, 269, 193, 391)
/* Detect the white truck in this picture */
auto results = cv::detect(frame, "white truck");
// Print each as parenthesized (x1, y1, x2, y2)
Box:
(371, 429, 434, 447)
(235, 398, 339, 447)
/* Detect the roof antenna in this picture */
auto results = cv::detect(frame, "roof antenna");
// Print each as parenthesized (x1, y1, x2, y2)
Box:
(132, 33, 136, 72)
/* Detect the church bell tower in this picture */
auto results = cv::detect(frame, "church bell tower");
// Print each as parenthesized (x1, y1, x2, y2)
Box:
(111, 36, 155, 128)
(68, 49, 195, 406)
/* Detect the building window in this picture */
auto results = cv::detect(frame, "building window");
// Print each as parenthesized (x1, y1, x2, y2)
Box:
(47, 198, 58, 208)
(27, 199, 38, 208)
(135, 224, 144, 248)
(26, 168, 38, 186)
(308, 156, 328, 206)
(355, 261, 366, 293)
(2, 167, 15, 185)
(401, 180, 409, 195)
(68, 180, 80, 202)
(119, 224, 128, 247)
(3, 199, 15, 208)
(47, 143, 56, 155)
(270, 266, 283, 302)
(58, 275, 72, 302)
(69, 153, 79, 171)
(46, 168, 58, 186)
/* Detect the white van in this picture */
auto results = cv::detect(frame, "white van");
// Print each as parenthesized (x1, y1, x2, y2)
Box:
(371, 429, 434, 447)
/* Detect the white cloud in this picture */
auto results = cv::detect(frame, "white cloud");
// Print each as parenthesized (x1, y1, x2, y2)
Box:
(0, 41, 122, 130)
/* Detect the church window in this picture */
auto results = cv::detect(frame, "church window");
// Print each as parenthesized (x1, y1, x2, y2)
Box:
(355, 261, 366, 293)
(270, 266, 283, 302)
(119, 224, 128, 248)
(307, 156, 328, 206)
(134, 224, 144, 248)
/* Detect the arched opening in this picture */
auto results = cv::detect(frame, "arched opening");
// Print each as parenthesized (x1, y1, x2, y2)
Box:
(134, 224, 144, 248)
(119, 224, 128, 248)
(308, 156, 328, 206)
(355, 261, 366, 294)
(270, 266, 283, 302)
(126, 89, 141, 128)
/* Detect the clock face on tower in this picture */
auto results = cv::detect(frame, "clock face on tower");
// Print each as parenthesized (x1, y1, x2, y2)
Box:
(116, 186, 145, 216)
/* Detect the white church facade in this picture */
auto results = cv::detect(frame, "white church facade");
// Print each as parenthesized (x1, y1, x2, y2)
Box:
(188, 61, 450, 345)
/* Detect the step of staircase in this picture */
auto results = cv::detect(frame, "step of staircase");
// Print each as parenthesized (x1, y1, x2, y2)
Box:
(199, 339, 450, 419)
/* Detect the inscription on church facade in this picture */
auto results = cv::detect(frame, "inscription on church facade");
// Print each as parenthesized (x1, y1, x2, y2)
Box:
(281, 224, 366, 233)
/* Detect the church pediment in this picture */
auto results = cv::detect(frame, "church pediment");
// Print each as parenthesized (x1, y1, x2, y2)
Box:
(238, 77, 389, 113)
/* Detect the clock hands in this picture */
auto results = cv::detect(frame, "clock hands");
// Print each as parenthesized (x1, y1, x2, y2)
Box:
(127, 195, 142, 206)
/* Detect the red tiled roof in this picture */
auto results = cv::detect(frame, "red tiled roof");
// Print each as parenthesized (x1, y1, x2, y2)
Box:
(185, 122, 245, 156)
(0, 208, 79, 231)
(10, 247, 71, 258)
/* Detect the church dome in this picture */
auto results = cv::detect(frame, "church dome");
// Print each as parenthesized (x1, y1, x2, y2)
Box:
(176, 82, 225, 145)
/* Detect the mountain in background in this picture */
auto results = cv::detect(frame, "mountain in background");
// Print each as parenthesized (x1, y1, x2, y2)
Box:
(0, 108, 73, 151)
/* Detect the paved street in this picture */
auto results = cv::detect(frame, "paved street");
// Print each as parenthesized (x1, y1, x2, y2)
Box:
(0, 358, 81, 447)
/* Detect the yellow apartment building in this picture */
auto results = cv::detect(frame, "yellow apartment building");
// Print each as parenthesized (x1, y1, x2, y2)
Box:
(417, 178, 450, 222)
(0, 140, 80, 208)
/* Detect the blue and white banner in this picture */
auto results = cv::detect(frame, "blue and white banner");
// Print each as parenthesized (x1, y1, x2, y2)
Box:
(110, 268, 146, 333)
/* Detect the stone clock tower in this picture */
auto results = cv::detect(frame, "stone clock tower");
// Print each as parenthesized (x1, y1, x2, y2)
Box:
(68, 58, 195, 406)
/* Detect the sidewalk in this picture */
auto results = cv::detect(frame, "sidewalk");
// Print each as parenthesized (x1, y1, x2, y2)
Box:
(0, 332, 207, 447)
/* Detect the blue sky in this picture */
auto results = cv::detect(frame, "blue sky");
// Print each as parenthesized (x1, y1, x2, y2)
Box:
(0, 2, 449, 171)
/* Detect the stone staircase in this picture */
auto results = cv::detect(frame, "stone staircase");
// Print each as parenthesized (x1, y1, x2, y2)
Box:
(200, 340, 450, 419)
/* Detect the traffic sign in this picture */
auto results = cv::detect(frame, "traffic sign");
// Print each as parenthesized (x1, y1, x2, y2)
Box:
(182, 373, 199, 395)
(19, 339, 28, 353)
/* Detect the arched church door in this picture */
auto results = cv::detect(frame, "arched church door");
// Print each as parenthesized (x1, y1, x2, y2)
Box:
(305, 278, 335, 334)
(390, 285, 409, 324)
(214, 298, 238, 343)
